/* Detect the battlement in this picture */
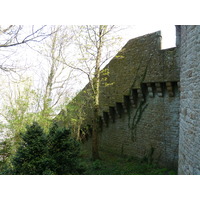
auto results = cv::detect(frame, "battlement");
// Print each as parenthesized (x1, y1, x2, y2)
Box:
(100, 81, 180, 128)
(66, 30, 180, 170)
(76, 31, 179, 125)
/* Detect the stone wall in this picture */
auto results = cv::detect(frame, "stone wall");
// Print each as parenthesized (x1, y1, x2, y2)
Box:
(177, 25, 200, 174)
(81, 81, 180, 169)
(99, 82, 179, 169)
(77, 31, 180, 170)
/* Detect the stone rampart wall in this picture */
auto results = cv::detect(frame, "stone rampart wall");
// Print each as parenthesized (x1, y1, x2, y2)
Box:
(72, 31, 180, 170)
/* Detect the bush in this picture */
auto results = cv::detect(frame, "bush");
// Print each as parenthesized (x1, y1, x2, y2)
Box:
(47, 123, 82, 174)
(4, 122, 85, 175)
(0, 139, 12, 172)
(11, 122, 49, 175)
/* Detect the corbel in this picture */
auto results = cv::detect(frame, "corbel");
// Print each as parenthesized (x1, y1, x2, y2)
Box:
(146, 83, 154, 97)
(166, 82, 174, 97)
(155, 82, 163, 97)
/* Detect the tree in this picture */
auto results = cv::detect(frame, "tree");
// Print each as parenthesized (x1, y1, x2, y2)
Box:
(11, 122, 49, 175)
(62, 25, 122, 160)
(3, 122, 83, 175)
(0, 25, 51, 48)
(0, 26, 75, 137)
(47, 123, 82, 175)
(64, 91, 88, 140)
(0, 25, 52, 72)
(0, 26, 76, 164)
(0, 138, 12, 171)
(0, 78, 40, 149)
(35, 26, 75, 131)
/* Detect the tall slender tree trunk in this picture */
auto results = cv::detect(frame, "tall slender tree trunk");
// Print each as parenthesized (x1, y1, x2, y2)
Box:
(92, 25, 107, 160)
(92, 48, 101, 160)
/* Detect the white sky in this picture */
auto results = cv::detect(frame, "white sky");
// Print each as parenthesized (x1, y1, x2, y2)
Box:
(120, 25, 176, 49)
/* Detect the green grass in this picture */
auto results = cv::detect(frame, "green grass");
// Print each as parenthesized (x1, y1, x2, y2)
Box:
(79, 157, 177, 175)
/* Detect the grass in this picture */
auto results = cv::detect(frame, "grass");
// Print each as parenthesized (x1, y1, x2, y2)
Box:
(79, 157, 177, 175)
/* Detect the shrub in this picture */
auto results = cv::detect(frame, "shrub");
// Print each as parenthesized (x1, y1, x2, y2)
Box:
(5, 122, 84, 175)
(47, 123, 83, 175)
(11, 122, 50, 175)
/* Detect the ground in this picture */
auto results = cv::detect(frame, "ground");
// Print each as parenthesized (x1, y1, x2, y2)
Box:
(79, 154, 177, 175)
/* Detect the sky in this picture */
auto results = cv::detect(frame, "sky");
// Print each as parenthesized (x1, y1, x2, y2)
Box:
(123, 25, 176, 49)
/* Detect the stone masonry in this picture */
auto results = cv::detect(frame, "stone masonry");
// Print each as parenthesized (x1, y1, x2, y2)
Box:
(177, 25, 200, 175)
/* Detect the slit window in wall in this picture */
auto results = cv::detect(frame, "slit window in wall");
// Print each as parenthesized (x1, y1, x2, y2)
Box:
(103, 112, 109, 127)
(124, 95, 130, 112)
(116, 102, 123, 118)
(109, 107, 116, 123)
(130, 89, 138, 107)
(99, 116, 103, 131)
(173, 81, 179, 95)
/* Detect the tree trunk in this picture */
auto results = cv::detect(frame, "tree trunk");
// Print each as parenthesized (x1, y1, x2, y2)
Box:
(91, 25, 107, 160)
(92, 105, 100, 160)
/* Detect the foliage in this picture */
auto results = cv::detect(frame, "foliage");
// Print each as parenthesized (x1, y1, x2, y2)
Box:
(0, 121, 177, 175)
(1, 122, 84, 175)
(0, 138, 12, 171)
(47, 123, 83, 175)
(0, 80, 38, 170)
(0, 78, 58, 155)
(64, 91, 90, 140)
(11, 122, 49, 175)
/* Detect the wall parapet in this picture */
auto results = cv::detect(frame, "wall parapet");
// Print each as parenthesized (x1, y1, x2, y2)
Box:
(78, 31, 179, 124)
(65, 31, 180, 170)
(99, 81, 179, 129)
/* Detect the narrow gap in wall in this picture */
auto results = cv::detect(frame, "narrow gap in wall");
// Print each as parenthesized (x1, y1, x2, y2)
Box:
(161, 26, 176, 50)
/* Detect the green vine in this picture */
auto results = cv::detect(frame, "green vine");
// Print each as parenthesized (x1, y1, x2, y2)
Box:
(129, 101, 148, 142)
(128, 54, 152, 142)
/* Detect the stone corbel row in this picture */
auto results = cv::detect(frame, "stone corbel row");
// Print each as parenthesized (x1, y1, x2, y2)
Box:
(146, 81, 179, 98)
(99, 88, 140, 127)
(99, 81, 179, 128)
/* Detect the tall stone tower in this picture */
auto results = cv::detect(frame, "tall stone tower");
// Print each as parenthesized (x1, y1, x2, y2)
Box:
(177, 25, 200, 174)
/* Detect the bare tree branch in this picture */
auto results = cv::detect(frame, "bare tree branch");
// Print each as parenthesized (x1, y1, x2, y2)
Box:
(0, 25, 51, 48)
